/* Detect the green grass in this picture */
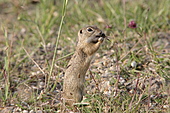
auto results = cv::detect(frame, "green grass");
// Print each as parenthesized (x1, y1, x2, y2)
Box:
(0, 0, 170, 112)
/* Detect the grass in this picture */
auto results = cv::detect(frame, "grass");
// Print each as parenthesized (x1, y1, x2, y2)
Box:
(0, 0, 170, 112)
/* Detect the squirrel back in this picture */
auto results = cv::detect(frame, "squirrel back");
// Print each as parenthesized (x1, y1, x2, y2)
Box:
(63, 26, 106, 106)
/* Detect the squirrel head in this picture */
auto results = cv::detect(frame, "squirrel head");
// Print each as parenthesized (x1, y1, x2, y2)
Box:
(78, 26, 106, 45)
(77, 26, 106, 55)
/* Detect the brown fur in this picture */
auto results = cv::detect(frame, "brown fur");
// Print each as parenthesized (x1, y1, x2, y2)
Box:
(63, 26, 105, 106)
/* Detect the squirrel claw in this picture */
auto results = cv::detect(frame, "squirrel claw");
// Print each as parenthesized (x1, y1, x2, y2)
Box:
(98, 37, 104, 43)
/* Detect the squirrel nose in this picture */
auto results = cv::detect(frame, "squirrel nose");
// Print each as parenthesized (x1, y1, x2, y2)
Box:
(99, 32, 106, 38)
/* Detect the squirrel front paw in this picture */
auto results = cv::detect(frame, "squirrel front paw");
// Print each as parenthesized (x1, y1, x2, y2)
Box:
(98, 37, 104, 43)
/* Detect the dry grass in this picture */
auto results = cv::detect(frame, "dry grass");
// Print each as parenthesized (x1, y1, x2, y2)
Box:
(0, 0, 170, 112)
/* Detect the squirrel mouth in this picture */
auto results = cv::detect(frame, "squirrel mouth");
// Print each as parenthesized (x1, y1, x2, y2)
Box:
(96, 32, 106, 38)
(91, 33, 106, 43)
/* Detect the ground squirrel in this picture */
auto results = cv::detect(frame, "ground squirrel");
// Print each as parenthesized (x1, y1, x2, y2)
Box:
(63, 25, 106, 106)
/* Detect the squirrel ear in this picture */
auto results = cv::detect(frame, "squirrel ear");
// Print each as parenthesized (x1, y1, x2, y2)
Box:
(79, 29, 83, 34)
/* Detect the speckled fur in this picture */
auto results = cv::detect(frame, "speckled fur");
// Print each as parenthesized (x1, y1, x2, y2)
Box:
(63, 26, 105, 106)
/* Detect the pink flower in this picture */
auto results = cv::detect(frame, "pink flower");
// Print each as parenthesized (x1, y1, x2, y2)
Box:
(128, 20, 137, 29)
(105, 25, 112, 29)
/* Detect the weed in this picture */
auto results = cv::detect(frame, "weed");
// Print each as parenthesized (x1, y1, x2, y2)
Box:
(0, 0, 169, 112)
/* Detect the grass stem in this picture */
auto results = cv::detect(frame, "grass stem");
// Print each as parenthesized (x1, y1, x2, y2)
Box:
(48, 0, 68, 90)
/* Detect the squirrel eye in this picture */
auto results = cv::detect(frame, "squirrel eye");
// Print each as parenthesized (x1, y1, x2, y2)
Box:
(87, 28, 93, 32)
(79, 30, 83, 34)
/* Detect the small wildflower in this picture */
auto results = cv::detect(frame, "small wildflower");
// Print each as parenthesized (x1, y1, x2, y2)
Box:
(128, 20, 137, 29)
(105, 25, 112, 29)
